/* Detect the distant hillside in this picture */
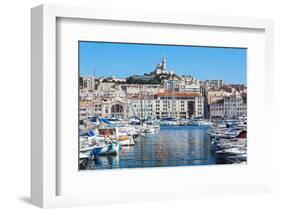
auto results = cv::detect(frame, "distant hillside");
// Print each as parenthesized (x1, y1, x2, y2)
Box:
(125, 57, 181, 84)
(126, 72, 172, 84)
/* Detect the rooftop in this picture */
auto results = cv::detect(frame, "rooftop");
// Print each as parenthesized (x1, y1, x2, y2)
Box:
(157, 91, 201, 97)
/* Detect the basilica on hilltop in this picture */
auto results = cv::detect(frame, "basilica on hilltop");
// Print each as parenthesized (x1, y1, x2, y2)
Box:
(151, 57, 175, 76)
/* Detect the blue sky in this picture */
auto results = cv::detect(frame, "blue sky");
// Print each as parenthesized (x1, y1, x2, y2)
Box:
(79, 41, 247, 84)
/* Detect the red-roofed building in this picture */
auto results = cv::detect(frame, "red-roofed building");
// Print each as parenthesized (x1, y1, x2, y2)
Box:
(154, 91, 204, 119)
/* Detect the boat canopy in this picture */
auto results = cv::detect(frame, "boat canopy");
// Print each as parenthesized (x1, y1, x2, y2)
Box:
(99, 118, 111, 124)
(226, 122, 236, 128)
(129, 118, 141, 124)
(236, 130, 247, 138)
(80, 130, 96, 137)
(106, 117, 121, 122)
(98, 124, 124, 129)
(89, 116, 98, 123)
(161, 117, 177, 121)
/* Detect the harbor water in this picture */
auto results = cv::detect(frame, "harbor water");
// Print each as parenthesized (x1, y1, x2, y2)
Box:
(85, 125, 217, 170)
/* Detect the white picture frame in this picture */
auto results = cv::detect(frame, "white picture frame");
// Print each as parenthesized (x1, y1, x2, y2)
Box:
(31, 4, 274, 208)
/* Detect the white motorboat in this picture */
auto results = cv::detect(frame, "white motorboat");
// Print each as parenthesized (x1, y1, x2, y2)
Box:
(98, 125, 135, 146)
(116, 135, 135, 146)
(160, 118, 178, 126)
(216, 147, 246, 155)
(80, 145, 94, 156)
(80, 135, 107, 155)
(196, 120, 213, 126)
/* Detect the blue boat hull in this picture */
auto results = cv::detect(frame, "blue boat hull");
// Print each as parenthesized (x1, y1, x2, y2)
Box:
(90, 143, 119, 158)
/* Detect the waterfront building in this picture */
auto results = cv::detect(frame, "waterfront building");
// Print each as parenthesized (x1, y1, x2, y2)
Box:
(93, 97, 128, 119)
(209, 94, 247, 119)
(88, 90, 205, 120)
(154, 91, 204, 119)
(224, 95, 247, 118)
(79, 57, 246, 122)
(79, 99, 95, 129)
(209, 99, 225, 119)
(79, 100, 93, 120)
(129, 96, 156, 119)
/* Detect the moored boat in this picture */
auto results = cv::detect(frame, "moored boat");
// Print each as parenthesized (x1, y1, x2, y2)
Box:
(160, 118, 178, 126)
(89, 141, 120, 159)
(98, 125, 135, 146)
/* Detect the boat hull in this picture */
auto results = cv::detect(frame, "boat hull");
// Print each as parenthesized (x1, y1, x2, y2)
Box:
(117, 137, 135, 146)
(90, 143, 120, 157)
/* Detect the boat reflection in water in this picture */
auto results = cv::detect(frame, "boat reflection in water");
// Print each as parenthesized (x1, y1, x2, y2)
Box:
(85, 125, 216, 170)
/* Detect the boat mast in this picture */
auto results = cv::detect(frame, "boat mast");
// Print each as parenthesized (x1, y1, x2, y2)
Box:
(140, 84, 144, 124)
(171, 74, 175, 119)
(125, 87, 129, 120)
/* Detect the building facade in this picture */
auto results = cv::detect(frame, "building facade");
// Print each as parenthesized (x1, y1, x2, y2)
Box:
(224, 95, 247, 118)
(154, 92, 204, 119)
(129, 97, 156, 119)
(209, 95, 247, 119)
(204, 80, 224, 88)
(79, 57, 246, 124)
(80, 76, 95, 88)
(209, 99, 225, 119)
